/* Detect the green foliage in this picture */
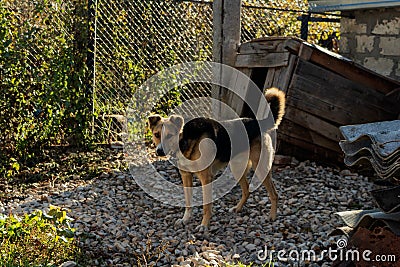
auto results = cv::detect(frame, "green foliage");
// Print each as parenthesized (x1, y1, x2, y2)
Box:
(0, 205, 80, 266)
(242, 0, 340, 46)
(0, 0, 92, 179)
(0, 0, 339, 179)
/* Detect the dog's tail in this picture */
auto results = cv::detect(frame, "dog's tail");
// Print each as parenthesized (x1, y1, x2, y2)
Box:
(265, 87, 286, 127)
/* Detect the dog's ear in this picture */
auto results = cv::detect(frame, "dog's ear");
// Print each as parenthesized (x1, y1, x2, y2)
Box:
(148, 114, 162, 129)
(170, 115, 184, 130)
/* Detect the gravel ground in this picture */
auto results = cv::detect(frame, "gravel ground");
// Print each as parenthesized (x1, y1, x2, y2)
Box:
(0, 152, 376, 267)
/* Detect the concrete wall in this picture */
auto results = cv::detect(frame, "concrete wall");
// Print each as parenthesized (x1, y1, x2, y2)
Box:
(340, 8, 400, 81)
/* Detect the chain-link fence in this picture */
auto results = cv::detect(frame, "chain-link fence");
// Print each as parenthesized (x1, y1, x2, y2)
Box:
(92, 0, 339, 143)
(1, 0, 90, 175)
(92, 0, 214, 142)
(1, 0, 340, 159)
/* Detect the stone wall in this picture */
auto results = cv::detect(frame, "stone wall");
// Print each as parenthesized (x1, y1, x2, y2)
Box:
(340, 8, 400, 81)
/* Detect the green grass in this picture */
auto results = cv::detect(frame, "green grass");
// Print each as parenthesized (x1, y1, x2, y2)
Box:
(0, 206, 81, 267)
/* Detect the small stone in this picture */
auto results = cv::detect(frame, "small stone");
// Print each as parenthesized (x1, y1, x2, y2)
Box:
(273, 155, 292, 165)
(99, 172, 110, 178)
(245, 243, 257, 251)
(59, 261, 77, 267)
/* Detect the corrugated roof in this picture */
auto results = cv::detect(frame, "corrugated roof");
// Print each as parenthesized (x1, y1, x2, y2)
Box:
(309, 0, 400, 11)
(339, 120, 400, 180)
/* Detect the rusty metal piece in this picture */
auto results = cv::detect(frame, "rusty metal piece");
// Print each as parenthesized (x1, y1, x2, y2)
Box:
(333, 227, 400, 267)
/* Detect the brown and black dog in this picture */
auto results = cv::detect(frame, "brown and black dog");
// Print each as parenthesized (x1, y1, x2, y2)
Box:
(148, 88, 286, 231)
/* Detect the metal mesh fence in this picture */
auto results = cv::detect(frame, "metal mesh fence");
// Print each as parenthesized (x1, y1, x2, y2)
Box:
(92, 0, 214, 142)
(91, 0, 340, 143)
(1, 0, 89, 158)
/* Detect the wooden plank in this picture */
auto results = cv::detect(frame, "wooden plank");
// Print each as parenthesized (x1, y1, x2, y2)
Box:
(284, 107, 342, 142)
(227, 68, 253, 116)
(238, 40, 286, 54)
(212, 0, 241, 118)
(276, 55, 297, 93)
(298, 43, 313, 60)
(284, 38, 400, 94)
(290, 76, 393, 122)
(262, 55, 296, 93)
(222, 0, 241, 66)
(212, 0, 223, 64)
(286, 90, 355, 125)
(287, 83, 397, 126)
(277, 135, 343, 163)
(235, 52, 290, 68)
(264, 68, 276, 89)
(293, 60, 399, 115)
(279, 120, 342, 153)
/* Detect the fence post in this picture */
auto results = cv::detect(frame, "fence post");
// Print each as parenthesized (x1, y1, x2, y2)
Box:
(87, 0, 97, 134)
(300, 13, 310, 41)
(212, 0, 241, 118)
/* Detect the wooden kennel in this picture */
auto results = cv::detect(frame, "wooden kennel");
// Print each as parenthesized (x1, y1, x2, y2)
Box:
(227, 37, 400, 162)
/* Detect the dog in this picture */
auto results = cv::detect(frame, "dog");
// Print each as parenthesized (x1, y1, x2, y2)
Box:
(148, 87, 286, 231)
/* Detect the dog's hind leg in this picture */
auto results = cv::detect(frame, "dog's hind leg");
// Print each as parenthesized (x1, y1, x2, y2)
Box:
(262, 170, 278, 221)
(250, 142, 278, 221)
(229, 161, 251, 213)
(175, 171, 193, 227)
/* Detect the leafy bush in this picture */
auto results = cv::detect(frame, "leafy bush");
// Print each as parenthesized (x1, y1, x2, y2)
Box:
(0, 0, 92, 179)
(0, 206, 80, 266)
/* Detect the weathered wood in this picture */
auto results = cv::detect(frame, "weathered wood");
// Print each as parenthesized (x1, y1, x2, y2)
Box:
(235, 52, 290, 68)
(293, 59, 399, 116)
(277, 55, 297, 93)
(212, 0, 242, 117)
(284, 38, 400, 94)
(225, 68, 253, 117)
(238, 39, 288, 54)
(262, 55, 296, 92)
(278, 136, 343, 162)
(284, 107, 342, 142)
(264, 68, 276, 89)
(286, 89, 355, 125)
(212, 0, 223, 64)
(222, 0, 241, 66)
(279, 121, 342, 152)
(298, 43, 313, 60)
(230, 37, 400, 163)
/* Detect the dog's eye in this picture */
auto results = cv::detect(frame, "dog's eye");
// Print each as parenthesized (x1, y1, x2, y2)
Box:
(165, 133, 173, 139)
(154, 133, 161, 138)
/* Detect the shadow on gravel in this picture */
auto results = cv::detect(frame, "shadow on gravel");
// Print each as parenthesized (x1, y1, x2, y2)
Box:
(1, 157, 377, 266)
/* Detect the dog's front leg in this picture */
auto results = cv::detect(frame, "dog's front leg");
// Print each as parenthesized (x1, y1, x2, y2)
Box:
(174, 170, 193, 227)
(195, 170, 213, 232)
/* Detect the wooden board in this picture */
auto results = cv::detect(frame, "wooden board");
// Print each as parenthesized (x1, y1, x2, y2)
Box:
(284, 107, 342, 142)
(235, 52, 290, 68)
(277, 136, 343, 163)
(288, 60, 399, 121)
(264, 55, 297, 93)
(232, 37, 400, 163)
(238, 39, 289, 54)
(225, 67, 253, 117)
(295, 59, 398, 114)
(284, 39, 400, 95)
(279, 120, 342, 153)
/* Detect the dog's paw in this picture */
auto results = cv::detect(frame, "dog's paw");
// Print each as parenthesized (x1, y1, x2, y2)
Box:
(268, 213, 277, 221)
(195, 224, 209, 233)
(174, 218, 188, 229)
(228, 206, 241, 213)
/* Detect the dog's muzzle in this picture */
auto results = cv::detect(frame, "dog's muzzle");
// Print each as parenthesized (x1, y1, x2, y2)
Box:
(156, 143, 166, 157)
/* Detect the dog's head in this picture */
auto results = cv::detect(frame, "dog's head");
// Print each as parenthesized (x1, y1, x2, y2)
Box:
(148, 114, 184, 156)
